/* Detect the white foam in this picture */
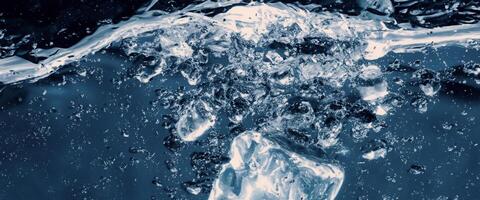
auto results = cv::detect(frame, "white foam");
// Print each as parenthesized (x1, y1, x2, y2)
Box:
(364, 23, 480, 60)
(213, 3, 310, 43)
(1, 2, 479, 85)
(0, 1, 241, 84)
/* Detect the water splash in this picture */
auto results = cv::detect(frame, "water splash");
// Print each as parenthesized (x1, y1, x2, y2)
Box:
(1, 2, 479, 85)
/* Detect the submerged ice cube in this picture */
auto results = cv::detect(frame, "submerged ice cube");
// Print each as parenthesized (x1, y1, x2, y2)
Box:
(362, 148, 387, 160)
(361, 139, 389, 160)
(209, 131, 344, 200)
(175, 100, 217, 141)
(359, 64, 382, 80)
(358, 81, 389, 101)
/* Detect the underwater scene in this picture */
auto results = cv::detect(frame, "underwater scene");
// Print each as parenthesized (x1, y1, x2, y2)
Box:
(0, 0, 480, 199)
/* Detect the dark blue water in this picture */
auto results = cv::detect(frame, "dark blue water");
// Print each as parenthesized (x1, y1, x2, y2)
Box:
(0, 44, 478, 199)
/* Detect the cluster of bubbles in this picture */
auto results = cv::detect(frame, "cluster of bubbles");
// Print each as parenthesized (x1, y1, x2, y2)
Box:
(116, 4, 383, 149)
(110, 6, 480, 189)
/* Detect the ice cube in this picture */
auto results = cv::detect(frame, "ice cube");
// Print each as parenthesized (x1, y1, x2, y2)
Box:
(357, 80, 389, 101)
(362, 148, 387, 160)
(209, 131, 344, 200)
(359, 64, 382, 80)
(175, 100, 217, 141)
(361, 139, 388, 160)
(419, 83, 438, 96)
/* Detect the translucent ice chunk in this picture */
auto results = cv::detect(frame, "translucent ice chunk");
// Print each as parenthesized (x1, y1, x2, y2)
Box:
(357, 80, 389, 101)
(175, 100, 217, 141)
(362, 148, 387, 160)
(186, 186, 202, 195)
(359, 64, 382, 80)
(209, 131, 344, 200)
(419, 83, 439, 96)
(374, 105, 389, 116)
(361, 139, 388, 160)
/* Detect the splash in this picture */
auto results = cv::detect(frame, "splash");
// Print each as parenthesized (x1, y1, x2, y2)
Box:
(0, 2, 479, 85)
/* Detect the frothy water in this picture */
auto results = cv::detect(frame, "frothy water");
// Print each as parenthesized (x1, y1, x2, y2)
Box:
(1, 2, 479, 85)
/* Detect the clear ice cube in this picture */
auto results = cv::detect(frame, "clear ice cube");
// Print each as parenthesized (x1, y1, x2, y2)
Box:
(175, 100, 217, 141)
(209, 131, 344, 200)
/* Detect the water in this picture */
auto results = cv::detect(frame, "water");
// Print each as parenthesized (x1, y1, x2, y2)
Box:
(0, 1, 479, 199)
